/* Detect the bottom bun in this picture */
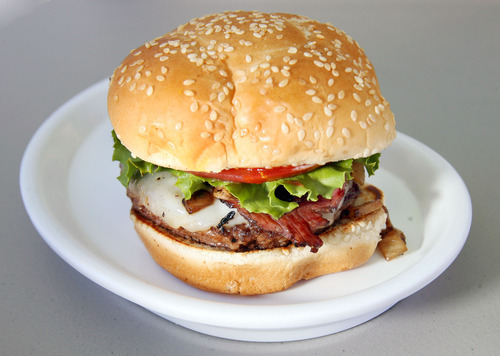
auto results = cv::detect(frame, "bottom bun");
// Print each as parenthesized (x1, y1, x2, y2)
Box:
(130, 203, 387, 295)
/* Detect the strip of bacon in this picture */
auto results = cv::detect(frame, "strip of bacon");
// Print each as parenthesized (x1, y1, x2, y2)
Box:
(214, 183, 351, 252)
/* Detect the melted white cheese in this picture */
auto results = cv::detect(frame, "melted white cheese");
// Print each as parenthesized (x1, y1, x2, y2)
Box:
(129, 171, 247, 232)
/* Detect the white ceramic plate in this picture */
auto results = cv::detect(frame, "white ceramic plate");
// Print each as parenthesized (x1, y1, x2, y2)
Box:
(20, 80, 471, 342)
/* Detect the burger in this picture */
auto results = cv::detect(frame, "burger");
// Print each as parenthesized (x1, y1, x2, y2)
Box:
(108, 11, 406, 295)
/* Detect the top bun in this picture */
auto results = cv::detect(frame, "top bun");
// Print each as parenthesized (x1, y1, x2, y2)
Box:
(108, 11, 396, 172)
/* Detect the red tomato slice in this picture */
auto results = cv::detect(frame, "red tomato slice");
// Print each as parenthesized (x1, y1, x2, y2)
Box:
(188, 164, 319, 184)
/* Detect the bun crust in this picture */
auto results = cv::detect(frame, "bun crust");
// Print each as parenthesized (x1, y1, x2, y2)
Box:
(108, 11, 396, 172)
(131, 207, 386, 295)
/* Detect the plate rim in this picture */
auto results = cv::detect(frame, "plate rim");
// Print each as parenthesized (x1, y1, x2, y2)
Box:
(19, 79, 472, 332)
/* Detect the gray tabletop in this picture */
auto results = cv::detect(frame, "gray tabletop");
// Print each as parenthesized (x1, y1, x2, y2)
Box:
(2, 0, 499, 354)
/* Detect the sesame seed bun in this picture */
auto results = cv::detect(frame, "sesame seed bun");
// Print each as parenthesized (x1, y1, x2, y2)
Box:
(108, 11, 396, 172)
(131, 200, 387, 295)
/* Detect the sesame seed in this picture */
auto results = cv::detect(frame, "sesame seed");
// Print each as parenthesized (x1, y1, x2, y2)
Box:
(236, 75, 247, 83)
(288, 47, 298, 54)
(327, 93, 335, 101)
(365, 99, 372, 107)
(278, 79, 289, 87)
(281, 123, 290, 134)
(205, 120, 214, 130)
(134, 72, 141, 80)
(309, 76, 317, 84)
(303, 112, 313, 121)
(219, 70, 228, 77)
(183, 79, 195, 85)
(298, 129, 306, 141)
(313, 60, 324, 68)
(351, 110, 358, 121)
(342, 128, 350, 137)
(359, 121, 367, 129)
(289, 59, 297, 65)
(306, 89, 316, 96)
(304, 52, 313, 57)
(161, 66, 168, 74)
(190, 101, 198, 112)
(338, 90, 345, 99)
(138, 83, 146, 90)
(159, 56, 169, 61)
(345, 67, 352, 73)
(337, 137, 344, 145)
(324, 106, 333, 117)
(156, 75, 165, 81)
(175, 122, 183, 130)
(328, 78, 334, 86)
(314, 130, 321, 141)
(281, 69, 290, 77)
(353, 93, 361, 102)
(274, 105, 286, 113)
(326, 126, 334, 138)
(245, 55, 252, 63)
(210, 110, 218, 120)
(312, 96, 323, 104)
(295, 117, 304, 126)
(146, 86, 154, 96)
(201, 132, 211, 139)
(184, 90, 194, 97)
(218, 92, 226, 102)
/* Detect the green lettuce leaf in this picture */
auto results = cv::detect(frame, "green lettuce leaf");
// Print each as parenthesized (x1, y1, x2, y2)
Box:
(111, 130, 381, 219)
(111, 130, 165, 187)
